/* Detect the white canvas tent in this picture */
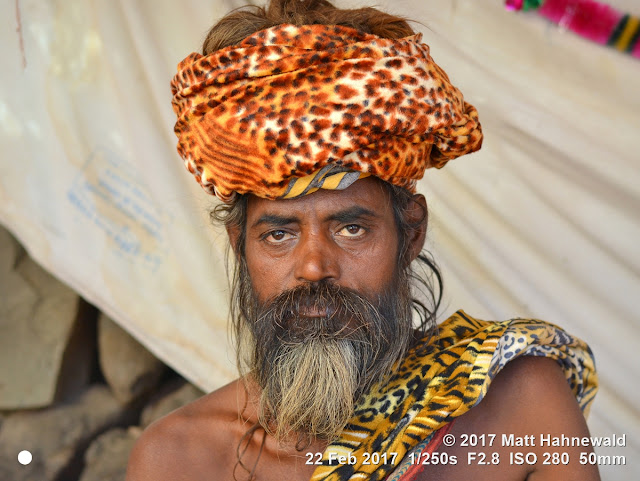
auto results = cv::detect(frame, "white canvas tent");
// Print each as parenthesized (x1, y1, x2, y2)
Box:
(1, 1, 638, 479)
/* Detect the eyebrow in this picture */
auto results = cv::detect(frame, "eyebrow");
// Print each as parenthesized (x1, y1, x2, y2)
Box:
(325, 206, 378, 224)
(251, 214, 300, 229)
(251, 206, 379, 229)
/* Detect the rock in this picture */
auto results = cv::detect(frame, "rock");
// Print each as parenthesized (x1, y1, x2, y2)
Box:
(98, 313, 166, 404)
(0, 224, 24, 270)
(0, 229, 35, 386)
(78, 426, 142, 481)
(0, 384, 137, 481)
(0, 251, 95, 409)
(53, 299, 99, 403)
(140, 378, 205, 427)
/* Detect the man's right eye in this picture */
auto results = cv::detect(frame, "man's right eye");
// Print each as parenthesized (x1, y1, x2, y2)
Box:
(263, 230, 293, 243)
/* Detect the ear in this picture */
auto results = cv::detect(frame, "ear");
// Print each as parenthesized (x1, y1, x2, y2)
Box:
(404, 193, 428, 264)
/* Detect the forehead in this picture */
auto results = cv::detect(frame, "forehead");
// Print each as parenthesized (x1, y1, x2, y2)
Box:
(246, 177, 393, 223)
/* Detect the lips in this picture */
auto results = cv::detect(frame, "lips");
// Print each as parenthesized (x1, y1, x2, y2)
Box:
(276, 303, 350, 341)
(296, 304, 334, 319)
(258, 282, 373, 340)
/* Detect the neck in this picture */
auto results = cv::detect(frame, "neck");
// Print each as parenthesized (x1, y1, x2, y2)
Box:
(237, 376, 331, 452)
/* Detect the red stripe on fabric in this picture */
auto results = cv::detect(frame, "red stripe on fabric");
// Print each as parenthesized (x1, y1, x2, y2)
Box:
(538, 0, 622, 44)
(398, 420, 456, 481)
(633, 35, 640, 58)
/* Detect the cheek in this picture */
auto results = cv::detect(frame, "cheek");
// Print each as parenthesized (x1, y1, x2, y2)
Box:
(244, 245, 287, 302)
(344, 232, 399, 295)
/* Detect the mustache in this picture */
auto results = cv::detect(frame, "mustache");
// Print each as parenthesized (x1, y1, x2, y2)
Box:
(253, 281, 388, 345)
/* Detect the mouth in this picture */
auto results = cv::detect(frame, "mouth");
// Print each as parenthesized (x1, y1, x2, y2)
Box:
(273, 298, 364, 341)
(296, 305, 334, 319)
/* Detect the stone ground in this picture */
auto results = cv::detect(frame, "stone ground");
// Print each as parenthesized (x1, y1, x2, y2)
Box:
(0, 224, 206, 481)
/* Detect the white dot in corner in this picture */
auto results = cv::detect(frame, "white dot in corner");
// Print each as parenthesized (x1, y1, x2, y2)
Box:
(18, 450, 32, 465)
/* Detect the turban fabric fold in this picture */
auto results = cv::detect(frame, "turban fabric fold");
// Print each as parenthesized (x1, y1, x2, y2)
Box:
(171, 24, 483, 202)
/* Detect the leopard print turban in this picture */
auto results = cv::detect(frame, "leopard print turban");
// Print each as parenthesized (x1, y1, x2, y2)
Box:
(171, 24, 483, 202)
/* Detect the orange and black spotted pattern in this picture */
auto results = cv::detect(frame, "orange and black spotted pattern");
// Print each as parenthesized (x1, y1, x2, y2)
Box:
(171, 24, 483, 202)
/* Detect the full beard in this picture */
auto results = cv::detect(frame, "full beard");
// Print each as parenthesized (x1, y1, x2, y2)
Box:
(236, 274, 414, 443)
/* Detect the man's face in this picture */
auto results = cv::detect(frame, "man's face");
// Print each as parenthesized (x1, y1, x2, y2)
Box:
(244, 177, 400, 305)
(231, 178, 417, 442)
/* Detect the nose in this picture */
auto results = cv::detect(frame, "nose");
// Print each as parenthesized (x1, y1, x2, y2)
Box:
(293, 231, 340, 283)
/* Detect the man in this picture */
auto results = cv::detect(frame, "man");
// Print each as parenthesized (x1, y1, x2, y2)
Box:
(126, 1, 599, 480)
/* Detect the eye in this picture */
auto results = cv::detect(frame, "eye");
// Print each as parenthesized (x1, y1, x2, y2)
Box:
(263, 230, 293, 244)
(337, 224, 365, 237)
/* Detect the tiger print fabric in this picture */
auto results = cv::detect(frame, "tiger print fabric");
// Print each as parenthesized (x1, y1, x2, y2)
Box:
(310, 311, 598, 481)
(171, 24, 483, 202)
(385, 423, 454, 481)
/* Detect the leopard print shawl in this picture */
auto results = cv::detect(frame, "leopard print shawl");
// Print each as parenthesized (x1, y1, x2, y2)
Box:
(310, 311, 598, 480)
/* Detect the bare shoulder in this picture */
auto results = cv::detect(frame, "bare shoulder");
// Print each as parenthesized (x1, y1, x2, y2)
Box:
(420, 356, 600, 481)
(471, 355, 591, 438)
(125, 380, 245, 481)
